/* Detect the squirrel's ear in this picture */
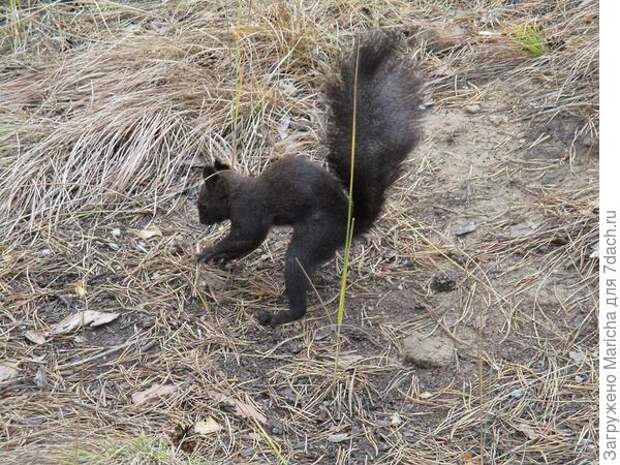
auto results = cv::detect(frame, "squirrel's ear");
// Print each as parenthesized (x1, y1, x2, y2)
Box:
(214, 159, 230, 171)
(203, 164, 216, 179)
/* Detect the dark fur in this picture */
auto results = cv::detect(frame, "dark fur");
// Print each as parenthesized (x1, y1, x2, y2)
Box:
(197, 32, 423, 327)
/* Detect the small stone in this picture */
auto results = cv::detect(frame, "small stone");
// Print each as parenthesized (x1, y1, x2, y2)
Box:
(465, 104, 481, 114)
(510, 388, 525, 399)
(390, 412, 402, 427)
(575, 374, 587, 384)
(111, 228, 121, 238)
(431, 272, 456, 293)
(402, 333, 454, 368)
(34, 367, 48, 388)
(489, 114, 505, 126)
(569, 350, 586, 363)
(314, 328, 331, 341)
(454, 220, 479, 237)
(40, 249, 52, 257)
(509, 222, 535, 238)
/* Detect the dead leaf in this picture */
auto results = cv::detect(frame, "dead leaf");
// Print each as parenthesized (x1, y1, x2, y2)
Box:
(463, 451, 481, 465)
(208, 391, 267, 424)
(277, 78, 297, 96)
(233, 401, 266, 424)
(194, 418, 222, 435)
(277, 115, 291, 140)
(133, 225, 162, 241)
(75, 280, 87, 298)
(569, 350, 586, 363)
(513, 422, 539, 440)
(25, 330, 47, 345)
(0, 362, 19, 382)
(132, 383, 178, 405)
(589, 241, 599, 258)
(50, 310, 119, 335)
(336, 353, 364, 369)
(327, 433, 349, 443)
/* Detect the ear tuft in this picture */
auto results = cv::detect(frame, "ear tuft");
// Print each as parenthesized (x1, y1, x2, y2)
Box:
(203, 165, 216, 179)
(214, 159, 230, 171)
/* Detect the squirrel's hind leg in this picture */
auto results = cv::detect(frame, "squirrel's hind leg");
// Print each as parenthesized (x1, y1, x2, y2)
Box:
(257, 215, 346, 328)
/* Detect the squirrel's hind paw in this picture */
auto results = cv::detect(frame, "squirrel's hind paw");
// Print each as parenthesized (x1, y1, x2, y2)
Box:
(256, 310, 274, 327)
(197, 249, 230, 265)
(196, 250, 213, 263)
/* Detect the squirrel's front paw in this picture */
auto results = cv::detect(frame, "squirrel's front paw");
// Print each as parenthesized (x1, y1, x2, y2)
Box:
(257, 310, 282, 328)
(197, 249, 229, 265)
(256, 310, 272, 326)
(256, 310, 287, 328)
(196, 249, 214, 263)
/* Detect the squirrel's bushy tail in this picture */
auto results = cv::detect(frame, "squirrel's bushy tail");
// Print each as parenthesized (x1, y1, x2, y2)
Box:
(325, 32, 423, 236)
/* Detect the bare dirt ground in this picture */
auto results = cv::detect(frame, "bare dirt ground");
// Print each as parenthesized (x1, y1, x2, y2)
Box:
(0, 1, 598, 464)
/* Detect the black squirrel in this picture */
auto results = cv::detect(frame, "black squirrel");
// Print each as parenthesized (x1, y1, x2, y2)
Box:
(197, 32, 423, 327)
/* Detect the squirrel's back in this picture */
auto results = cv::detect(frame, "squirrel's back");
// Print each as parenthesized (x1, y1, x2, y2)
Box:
(325, 32, 423, 235)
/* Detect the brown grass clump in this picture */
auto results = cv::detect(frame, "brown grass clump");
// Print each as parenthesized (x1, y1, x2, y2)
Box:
(1, 1, 598, 464)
